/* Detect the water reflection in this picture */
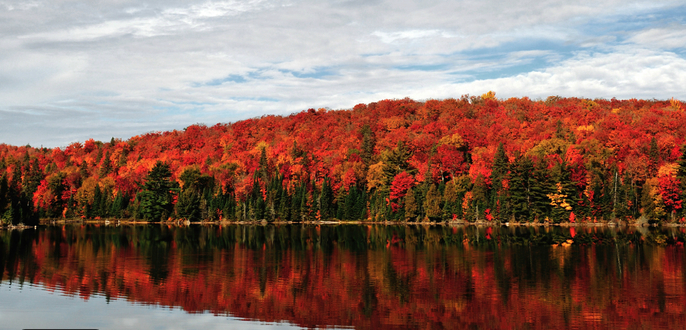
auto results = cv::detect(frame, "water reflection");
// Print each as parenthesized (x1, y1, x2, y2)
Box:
(1, 224, 686, 329)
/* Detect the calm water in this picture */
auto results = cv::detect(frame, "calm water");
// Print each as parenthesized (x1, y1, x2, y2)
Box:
(1, 224, 686, 329)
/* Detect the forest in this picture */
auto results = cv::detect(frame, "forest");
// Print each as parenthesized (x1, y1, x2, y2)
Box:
(1, 93, 685, 225)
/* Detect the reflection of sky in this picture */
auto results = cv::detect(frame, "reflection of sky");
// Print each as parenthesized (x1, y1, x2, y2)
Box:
(0, 0, 685, 147)
(0, 282, 301, 330)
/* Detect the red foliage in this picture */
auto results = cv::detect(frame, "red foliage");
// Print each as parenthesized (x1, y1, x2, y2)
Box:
(0, 95, 684, 222)
(659, 175, 682, 213)
(389, 171, 415, 201)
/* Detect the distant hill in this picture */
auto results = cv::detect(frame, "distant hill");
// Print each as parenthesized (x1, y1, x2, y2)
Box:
(1, 94, 685, 224)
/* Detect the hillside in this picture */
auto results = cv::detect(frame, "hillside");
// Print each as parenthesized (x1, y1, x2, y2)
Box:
(1, 93, 685, 224)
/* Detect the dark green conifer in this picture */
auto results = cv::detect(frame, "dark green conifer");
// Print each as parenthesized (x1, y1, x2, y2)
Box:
(424, 184, 442, 221)
(404, 188, 419, 222)
(508, 153, 534, 222)
(490, 142, 509, 220)
(137, 161, 179, 222)
(320, 178, 334, 220)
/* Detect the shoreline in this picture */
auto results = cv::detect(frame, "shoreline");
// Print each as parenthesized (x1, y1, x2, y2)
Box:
(0, 218, 678, 229)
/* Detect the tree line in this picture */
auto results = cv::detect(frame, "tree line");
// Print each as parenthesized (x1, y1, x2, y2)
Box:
(1, 93, 685, 224)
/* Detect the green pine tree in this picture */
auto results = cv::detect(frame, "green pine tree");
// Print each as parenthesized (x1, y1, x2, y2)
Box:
(490, 142, 509, 220)
(404, 188, 419, 222)
(137, 161, 179, 222)
(424, 184, 442, 221)
(508, 154, 534, 222)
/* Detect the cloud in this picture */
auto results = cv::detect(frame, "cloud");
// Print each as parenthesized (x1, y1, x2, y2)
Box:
(1, 0, 685, 147)
(446, 48, 686, 100)
(371, 29, 450, 44)
(627, 25, 686, 49)
(18, 0, 272, 41)
(0, 282, 300, 330)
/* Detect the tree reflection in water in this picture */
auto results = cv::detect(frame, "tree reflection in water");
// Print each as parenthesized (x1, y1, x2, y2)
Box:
(1, 224, 686, 329)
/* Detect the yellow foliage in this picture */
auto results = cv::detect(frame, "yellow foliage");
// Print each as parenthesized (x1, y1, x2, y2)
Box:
(462, 191, 473, 214)
(100, 177, 115, 191)
(670, 98, 683, 111)
(253, 141, 269, 154)
(576, 125, 594, 132)
(438, 133, 466, 149)
(481, 91, 496, 100)
(75, 178, 98, 211)
(527, 138, 570, 157)
(548, 183, 572, 210)
(366, 162, 385, 191)
(658, 163, 678, 177)
(583, 99, 598, 111)
(644, 177, 666, 218)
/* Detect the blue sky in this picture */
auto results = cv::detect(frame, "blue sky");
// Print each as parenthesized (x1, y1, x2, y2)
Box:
(1, 0, 685, 148)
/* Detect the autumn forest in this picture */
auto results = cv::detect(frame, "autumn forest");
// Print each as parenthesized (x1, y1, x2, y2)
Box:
(2, 93, 686, 226)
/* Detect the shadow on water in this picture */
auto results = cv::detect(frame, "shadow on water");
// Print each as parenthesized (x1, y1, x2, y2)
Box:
(1, 224, 686, 329)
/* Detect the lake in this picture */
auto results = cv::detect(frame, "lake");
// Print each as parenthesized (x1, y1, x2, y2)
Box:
(1, 224, 686, 329)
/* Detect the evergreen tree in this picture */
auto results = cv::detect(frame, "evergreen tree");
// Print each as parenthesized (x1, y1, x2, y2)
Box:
(442, 181, 459, 221)
(99, 151, 112, 177)
(529, 159, 551, 222)
(92, 184, 102, 218)
(354, 187, 367, 220)
(404, 188, 419, 222)
(300, 186, 312, 221)
(137, 161, 179, 222)
(176, 189, 201, 221)
(382, 141, 415, 188)
(100, 187, 113, 218)
(508, 154, 534, 222)
(111, 191, 130, 218)
(95, 148, 103, 163)
(490, 143, 509, 220)
(471, 174, 489, 222)
(277, 184, 290, 220)
(336, 189, 346, 220)
(360, 124, 376, 168)
(548, 161, 577, 223)
(0, 174, 8, 225)
(118, 148, 128, 167)
(80, 161, 89, 180)
(176, 166, 204, 220)
(677, 144, 686, 216)
(258, 147, 269, 183)
(291, 184, 303, 221)
(46, 172, 67, 218)
(617, 172, 638, 219)
(319, 178, 334, 220)
(424, 184, 442, 221)
(23, 158, 43, 197)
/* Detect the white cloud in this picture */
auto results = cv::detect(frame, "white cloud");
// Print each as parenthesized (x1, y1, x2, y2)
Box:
(627, 25, 686, 49)
(165, 0, 269, 18)
(371, 29, 450, 44)
(19, 1, 273, 41)
(1, 0, 41, 11)
(1, 0, 685, 147)
(0, 282, 301, 330)
(447, 48, 686, 100)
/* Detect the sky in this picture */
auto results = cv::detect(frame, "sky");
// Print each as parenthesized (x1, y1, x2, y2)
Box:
(1, 282, 299, 329)
(1, 0, 685, 148)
